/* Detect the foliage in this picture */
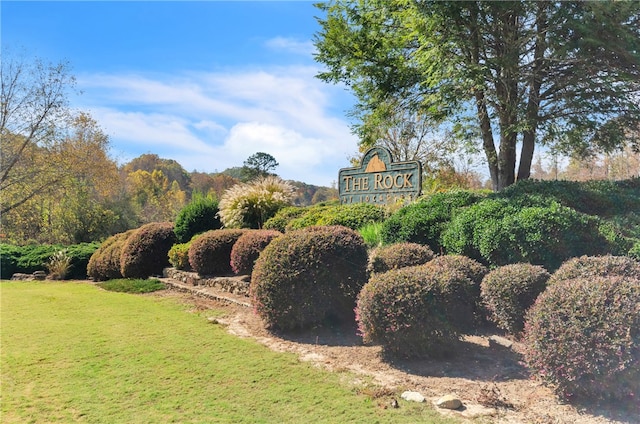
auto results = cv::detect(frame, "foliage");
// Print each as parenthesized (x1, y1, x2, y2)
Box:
(356, 264, 476, 358)
(120, 222, 176, 279)
(283, 203, 385, 232)
(262, 206, 305, 232)
(230, 230, 281, 276)
(188, 229, 246, 276)
(45, 249, 72, 280)
(174, 193, 221, 243)
(381, 190, 483, 248)
(243, 152, 279, 180)
(367, 243, 434, 274)
(422, 255, 488, 329)
(218, 176, 294, 229)
(480, 264, 550, 336)
(630, 242, 640, 260)
(167, 242, 191, 271)
(251, 226, 368, 331)
(357, 221, 384, 249)
(524, 276, 640, 407)
(122, 153, 191, 192)
(441, 199, 618, 270)
(1, 242, 99, 280)
(126, 169, 187, 223)
(314, 1, 640, 190)
(87, 231, 134, 281)
(548, 255, 640, 286)
(96, 278, 166, 294)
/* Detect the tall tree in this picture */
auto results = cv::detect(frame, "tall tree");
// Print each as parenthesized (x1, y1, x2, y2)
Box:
(314, 1, 640, 190)
(243, 152, 279, 180)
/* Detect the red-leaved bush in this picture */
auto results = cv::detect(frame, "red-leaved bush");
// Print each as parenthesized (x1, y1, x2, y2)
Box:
(548, 255, 640, 286)
(367, 242, 435, 274)
(524, 275, 640, 408)
(120, 222, 176, 279)
(87, 230, 134, 281)
(251, 225, 368, 331)
(188, 229, 246, 276)
(230, 230, 281, 275)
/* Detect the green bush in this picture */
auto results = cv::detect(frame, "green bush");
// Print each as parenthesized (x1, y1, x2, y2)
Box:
(0, 244, 21, 278)
(168, 242, 192, 271)
(284, 205, 336, 231)
(263, 206, 305, 232)
(97, 278, 166, 294)
(356, 265, 475, 358)
(1, 242, 99, 280)
(230, 230, 281, 275)
(630, 241, 640, 260)
(87, 231, 134, 281)
(548, 255, 640, 286)
(218, 176, 294, 229)
(381, 190, 482, 249)
(316, 203, 386, 230)
(367, 243, 435, 274)
(120, 222, 176, 279)
(480, 263, 550, 336)
(251, 226, 368, 331)
(174, 194, 221, 243)
(357, 222, 384, 249)
(422, 255, 488, 330)
(524, 275, 640, 407)
(188, 229, 246, 276)
(442, 200, 616, 271)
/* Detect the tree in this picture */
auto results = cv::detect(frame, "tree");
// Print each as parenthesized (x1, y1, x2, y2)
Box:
(122, 153, 191, 192)
(1, 50, 76, 212)
(243, 152, 279, 180)
(314, 1, 640, 190)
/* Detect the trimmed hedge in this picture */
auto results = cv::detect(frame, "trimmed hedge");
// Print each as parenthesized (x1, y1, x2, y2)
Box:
(2, 242, 99, 280)
(481, 263, 550, 336)
(168, 242, 192, 271)
(120, 222, 176, 279)
(87, 231, 134, 281)
(548, 255, 640, 286)
(367, 243, 435, 274)
(174, 194, 221, 243)
(230, 230, 281, 275)
(524, 275, 640, 407)
(356, 264, 477, 358)
(251, 225, 368, 330)
(188, 229, 246, 276)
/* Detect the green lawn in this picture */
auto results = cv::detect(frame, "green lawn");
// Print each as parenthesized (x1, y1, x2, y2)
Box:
(1, 281, 455, 423)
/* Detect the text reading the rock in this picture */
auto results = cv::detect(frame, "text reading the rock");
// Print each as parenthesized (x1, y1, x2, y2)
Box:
(338, 147, 422, 205)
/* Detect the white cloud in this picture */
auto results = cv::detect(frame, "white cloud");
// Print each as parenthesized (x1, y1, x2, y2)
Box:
(75, 66, 357, 186)
(265, 37, 316, 56)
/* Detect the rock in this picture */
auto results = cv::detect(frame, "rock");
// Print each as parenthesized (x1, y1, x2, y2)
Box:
(401, 391, 425, 403)
(436, 394, 463, 410)
(489, 335, 514, 349)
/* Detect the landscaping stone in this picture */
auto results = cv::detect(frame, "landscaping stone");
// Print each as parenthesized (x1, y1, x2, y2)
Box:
(436, 394, 463, 410)
(401, 391, 425, 403)
(489, 335, 514, 349)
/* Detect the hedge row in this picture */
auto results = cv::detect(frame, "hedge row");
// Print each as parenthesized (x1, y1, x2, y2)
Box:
(1, 242, 99, 280)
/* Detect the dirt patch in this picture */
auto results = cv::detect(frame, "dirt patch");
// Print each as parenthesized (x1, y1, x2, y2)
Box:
(155, 289, 638, 424)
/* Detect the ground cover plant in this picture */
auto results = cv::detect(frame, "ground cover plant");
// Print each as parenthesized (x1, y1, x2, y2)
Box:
(0, 281, 454, 424)
(0, 242, 99, 280)
(96, 278, 166, 294)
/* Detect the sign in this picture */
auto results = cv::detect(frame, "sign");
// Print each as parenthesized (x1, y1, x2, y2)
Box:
(338, 147, 422, 205)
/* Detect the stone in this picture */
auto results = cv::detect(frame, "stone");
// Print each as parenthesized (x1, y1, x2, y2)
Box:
(401, 391, 425, 403)
(489, 335, 514, 349)
(436, 394, 463, 410)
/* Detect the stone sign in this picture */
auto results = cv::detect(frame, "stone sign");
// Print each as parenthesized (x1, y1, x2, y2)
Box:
(338, 147, 422, 205)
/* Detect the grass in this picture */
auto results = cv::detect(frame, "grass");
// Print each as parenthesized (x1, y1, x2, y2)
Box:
(1, 281, 456, 424)
(96, 278, 166, 293)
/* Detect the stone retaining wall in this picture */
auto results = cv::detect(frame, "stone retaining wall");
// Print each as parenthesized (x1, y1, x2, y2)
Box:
(162, 268, 250, 296)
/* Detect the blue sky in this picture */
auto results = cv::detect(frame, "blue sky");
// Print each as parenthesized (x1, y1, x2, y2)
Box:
(2, 1, 358, 186)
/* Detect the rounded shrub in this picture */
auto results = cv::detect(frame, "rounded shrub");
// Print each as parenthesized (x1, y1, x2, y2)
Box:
(356, 265, 475, 358)
(174, 194, 221, 243)
(423, 255, 489, 329)
(168, 242, 191, 271)
(263, 206, 305, 232)
(367, 243, 435, 274)
(230, 230, 281, 275)
(480, 263, 550, 336)
(381, 190, 482, 249)
(251, 225, 368, 331)
(188, 229, 246, 276)
(87, 231, 134, 281)
(549, 255, 640, 286)
(316, 203, 386, 230)
(284, 205, 335, 231)
(120, 222, 176, 279)
(524, 275, 640, 406)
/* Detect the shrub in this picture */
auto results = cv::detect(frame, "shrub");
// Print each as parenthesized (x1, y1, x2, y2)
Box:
(480, 263, 550, 336)
(188, 229, 246, 276)
(381, 190, 482, 249)
(356, 265, 474, 358)
(251, 226, 368, 330)
(548, 255, 640, 286)
(46, 249, 72, 280)
(263, 206, 305, 232)
(2, 242, 99, 280)
(230, 230, 281, 275)
(357, 222, 384, 249)
(65, 242, 100, 280)
(87, 231, 134, 281)
(524, 276, 640, 406)
(423, 255, 489, 329)
(218, 176, 294, 229)
(0, 244, 21, 278)
(367, 243, 435, 274)
(316, 203, 386, 230)
(168, 242, 191, 271)
(174, 194, 221, 243)
(120, 222, 176, 279)
(284, 205, 335, 231)
(630, 241, 640, 260)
